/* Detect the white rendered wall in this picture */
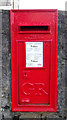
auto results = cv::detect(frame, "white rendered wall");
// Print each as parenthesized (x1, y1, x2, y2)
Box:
(19, 0, 66, 10)
(0, 0, 13, 9)
(0, 0, 66, 10)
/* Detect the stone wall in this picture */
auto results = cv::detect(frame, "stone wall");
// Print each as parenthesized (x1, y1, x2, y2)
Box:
(0, 10, 67, 119)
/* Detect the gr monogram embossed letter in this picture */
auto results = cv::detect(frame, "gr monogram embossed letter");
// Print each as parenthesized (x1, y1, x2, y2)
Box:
(22, 83, 48, 95)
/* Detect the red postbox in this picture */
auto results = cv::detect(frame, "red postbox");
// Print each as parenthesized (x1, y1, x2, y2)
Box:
(11, 9, 58, 112)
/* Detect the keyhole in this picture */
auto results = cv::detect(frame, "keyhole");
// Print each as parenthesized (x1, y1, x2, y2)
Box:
(25, 72, 26, 76)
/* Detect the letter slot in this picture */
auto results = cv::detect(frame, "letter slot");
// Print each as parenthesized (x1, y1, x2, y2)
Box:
(18, 25, 50, 33)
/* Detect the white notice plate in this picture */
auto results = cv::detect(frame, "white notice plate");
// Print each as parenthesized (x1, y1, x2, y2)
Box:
(26, 42, 43, 67)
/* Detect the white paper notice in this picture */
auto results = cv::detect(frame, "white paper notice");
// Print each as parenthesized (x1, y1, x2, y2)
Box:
(26, 42, 43, 67)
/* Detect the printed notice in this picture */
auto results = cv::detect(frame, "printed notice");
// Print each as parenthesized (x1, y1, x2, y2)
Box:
(26, 42, 43, 67)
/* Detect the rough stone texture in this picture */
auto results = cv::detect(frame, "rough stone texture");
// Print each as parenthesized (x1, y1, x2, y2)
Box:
(0, 10, 2, 120)
(57, 11, 65, 117)
(1, 10, 67, 119)
(2, 10, 12, 119)
(65, 11, 67, 115)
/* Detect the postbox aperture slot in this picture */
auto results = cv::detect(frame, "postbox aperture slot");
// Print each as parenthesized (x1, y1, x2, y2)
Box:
(18, 25, 50, 33)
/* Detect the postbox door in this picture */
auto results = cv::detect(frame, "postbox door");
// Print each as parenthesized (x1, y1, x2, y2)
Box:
(11, 10, 58, 111)
(18, 41, 51, 104)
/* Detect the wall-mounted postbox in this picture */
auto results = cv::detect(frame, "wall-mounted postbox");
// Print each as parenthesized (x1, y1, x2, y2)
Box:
(11, 10, 58, 112)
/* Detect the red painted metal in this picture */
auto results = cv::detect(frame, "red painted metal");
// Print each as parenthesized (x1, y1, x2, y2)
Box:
(11, 9, 58, 112)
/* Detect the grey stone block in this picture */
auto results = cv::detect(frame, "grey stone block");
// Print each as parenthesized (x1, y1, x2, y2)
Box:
(0, 9, 2, 120)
